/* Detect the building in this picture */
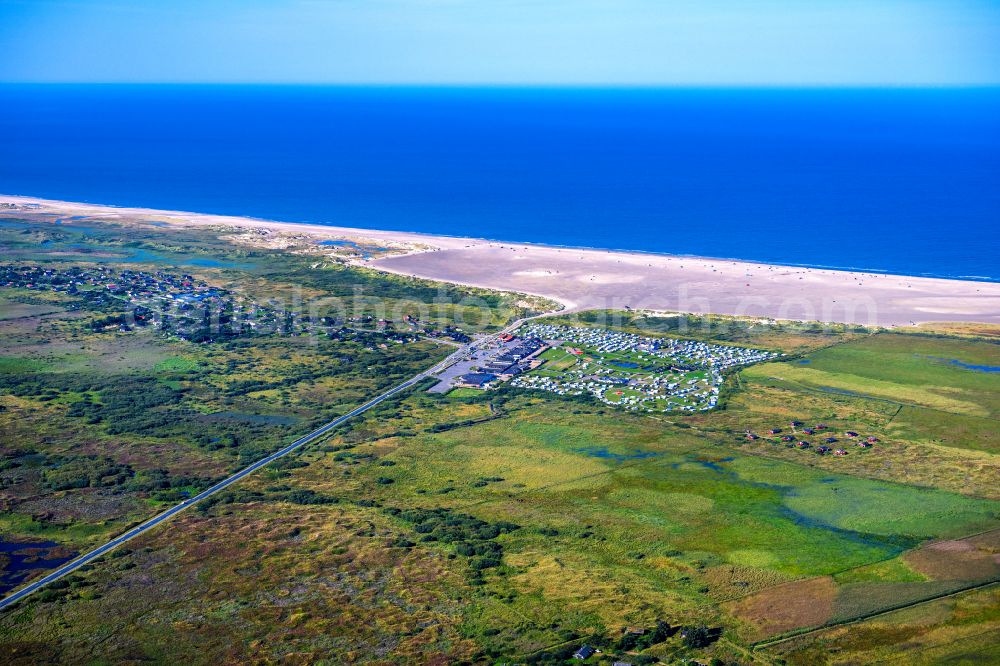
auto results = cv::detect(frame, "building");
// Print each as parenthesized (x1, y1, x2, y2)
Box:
(499, 364, 523, 379)
(573, 645, 595, 660)
(456, 373, 496, 389)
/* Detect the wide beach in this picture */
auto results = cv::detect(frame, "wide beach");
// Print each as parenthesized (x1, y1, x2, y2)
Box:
(4, 194, 999, 327)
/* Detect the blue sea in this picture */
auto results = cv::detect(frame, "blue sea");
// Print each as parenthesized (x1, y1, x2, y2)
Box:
(1, 85, 997, 281)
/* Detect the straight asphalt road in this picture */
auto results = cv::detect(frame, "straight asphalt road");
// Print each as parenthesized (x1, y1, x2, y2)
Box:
(0, 316, 538, 612)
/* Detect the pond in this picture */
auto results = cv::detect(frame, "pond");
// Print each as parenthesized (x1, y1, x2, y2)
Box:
(575, 446, 659, 462)
(118, 248, 254, 270)
(0, 220, 255, 269)
(0, 539, 76, 595)
(50, 245, 253, 270)
(926, 356, 1000, 373)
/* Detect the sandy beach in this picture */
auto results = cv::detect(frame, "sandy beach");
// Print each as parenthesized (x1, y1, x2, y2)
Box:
(4, 194, 1000, 327)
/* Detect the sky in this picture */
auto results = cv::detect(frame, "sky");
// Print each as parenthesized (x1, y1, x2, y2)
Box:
(1, 0, 998, 85)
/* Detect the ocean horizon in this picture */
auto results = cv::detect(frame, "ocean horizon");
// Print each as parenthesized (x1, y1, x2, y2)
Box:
(1, 84, 998, 281)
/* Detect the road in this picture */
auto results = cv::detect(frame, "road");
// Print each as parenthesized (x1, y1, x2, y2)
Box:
(0, 316, 538, 612)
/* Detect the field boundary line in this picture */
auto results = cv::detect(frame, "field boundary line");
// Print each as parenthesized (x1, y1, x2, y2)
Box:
(750, 580, 1000, 651)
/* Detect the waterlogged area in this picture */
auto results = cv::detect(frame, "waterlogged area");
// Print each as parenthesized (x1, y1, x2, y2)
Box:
(0, 202, 997, 664)
(657, 455, 955, 556)
(119, 248, 253, 270)
(927, 356, 1000, 373)
(0, 218, 255, 269)
(575, 446, 659, 461)
(0, 540, 76, 596)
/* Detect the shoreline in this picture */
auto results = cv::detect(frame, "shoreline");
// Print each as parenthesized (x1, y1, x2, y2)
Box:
(4, 193, 997, 285)
(3, 193, 1000, 327)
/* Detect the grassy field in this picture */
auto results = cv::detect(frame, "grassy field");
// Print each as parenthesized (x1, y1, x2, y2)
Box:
(742, 334, 998, 418)
(534, 347, 580, 372)
(3, 379, 996, 663)
(761, 584, 1000, 665)
(0, 215, 548, 595)
(1, 214, 998, 664)
(0, 295, 67, 321)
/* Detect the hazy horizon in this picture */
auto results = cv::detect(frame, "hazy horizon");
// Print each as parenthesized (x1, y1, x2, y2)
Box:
(3, 82, 1000, 89)
(2, 0, 998, 86)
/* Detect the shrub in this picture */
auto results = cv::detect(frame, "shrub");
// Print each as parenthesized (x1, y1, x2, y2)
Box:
(681, 624, 714, 648)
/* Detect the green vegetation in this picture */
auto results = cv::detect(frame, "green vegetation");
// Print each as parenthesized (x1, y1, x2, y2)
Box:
(743, 333, 998, 417)
(0, 213, 998, 665)
(0, 215, 526, 564)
